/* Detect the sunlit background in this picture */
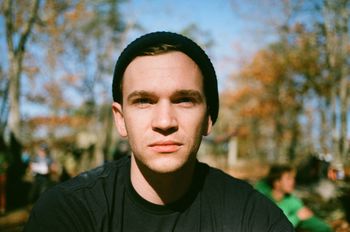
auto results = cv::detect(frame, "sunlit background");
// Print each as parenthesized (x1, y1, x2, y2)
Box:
(0, 0, 349, 231)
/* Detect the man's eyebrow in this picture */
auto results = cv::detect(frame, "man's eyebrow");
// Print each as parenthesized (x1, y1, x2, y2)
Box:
(172, 90, 204, 100)
(127, 91, 155, 101)
(126, 90, 205, 102)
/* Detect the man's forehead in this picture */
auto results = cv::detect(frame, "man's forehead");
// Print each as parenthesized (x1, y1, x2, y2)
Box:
(112, 31, 219, 124)
(125, 51, 200, 72)
(122, 52, 204, 86)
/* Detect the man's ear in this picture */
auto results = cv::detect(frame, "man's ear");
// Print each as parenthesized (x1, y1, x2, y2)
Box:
(112, 102, 128, 137)
(203, 115, 213, 136)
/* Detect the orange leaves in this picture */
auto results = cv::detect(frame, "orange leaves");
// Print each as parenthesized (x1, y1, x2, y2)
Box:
(23, 65, 39, 76)
(12, 1, 33, 31)
(221, 86, 257, 105)
(42, 81, 71, 110)
(43, 1, 63, 33)
(27, 115, 91, 129)
(62, 74, 80, 85)
(64, 1, 92, 25)
(219, 35, 304, 155)
(288, 31, 320, 78)
(241, 50, 286, 86)
(222, 48, 289, 119)
(44, 82, 61, 98)
(240, 100, 277, 118)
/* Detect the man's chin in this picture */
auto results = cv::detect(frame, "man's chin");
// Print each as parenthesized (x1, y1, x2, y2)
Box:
(146, 156, 195, 174)
(133, 153, 196, 175)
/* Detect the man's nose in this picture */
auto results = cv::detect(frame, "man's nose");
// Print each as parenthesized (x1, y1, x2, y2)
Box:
(151, 101, 178, 134)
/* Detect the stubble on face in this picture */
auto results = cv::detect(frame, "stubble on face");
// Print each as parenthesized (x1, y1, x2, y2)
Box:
(113, 51, 212, 175)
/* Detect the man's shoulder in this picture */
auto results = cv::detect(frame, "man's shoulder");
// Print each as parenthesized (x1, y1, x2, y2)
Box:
(54, 155, 130, 195)
(197, 162, 294, 231)
(200, 162, 254, 192)
(25, 157, 131, 231)
(198, 162, 260, 205)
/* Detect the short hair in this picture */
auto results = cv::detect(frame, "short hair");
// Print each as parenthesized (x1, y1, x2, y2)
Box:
(137, 43, 180, 56)
(112, 31, 219, 124)
(265, 164, 294, 188)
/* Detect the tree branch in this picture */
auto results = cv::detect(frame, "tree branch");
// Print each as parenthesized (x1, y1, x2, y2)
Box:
(16, 0, 41, 55)
(4, 0, 14, 52)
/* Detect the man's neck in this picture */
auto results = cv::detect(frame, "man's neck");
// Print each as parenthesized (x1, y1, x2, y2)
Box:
(130, 156, 196, 205)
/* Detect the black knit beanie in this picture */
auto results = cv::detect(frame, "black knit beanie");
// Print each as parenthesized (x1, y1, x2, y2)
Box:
(112, 31, 219, 124)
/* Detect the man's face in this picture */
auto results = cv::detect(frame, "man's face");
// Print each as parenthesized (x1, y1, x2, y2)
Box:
(112, 51, 212, 174)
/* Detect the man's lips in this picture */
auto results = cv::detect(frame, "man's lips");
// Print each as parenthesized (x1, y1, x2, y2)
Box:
(148, 141, 182, 153)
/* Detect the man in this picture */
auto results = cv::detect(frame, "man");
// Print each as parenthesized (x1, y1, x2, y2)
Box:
(255, 164, 332, 232)
(24, 32, 293, 231)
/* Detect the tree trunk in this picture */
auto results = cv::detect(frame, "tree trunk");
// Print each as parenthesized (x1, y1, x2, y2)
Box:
(287, 108, 300, 162)
(4, 0, 40, 144)
(338, 1, 349, 160)
(4, 0, 40, 209)
(322, 0, 347, 163)
(319, 100, 330, 153)
(7, 52, 22, 142)
(330, 86, 340, 160)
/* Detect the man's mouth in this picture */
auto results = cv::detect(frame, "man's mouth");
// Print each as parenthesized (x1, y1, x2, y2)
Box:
(149, 141, 182, 153)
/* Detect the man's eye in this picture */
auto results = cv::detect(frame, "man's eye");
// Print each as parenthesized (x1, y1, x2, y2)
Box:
(174, 97, 195, 106)
(179, 97, 192, 103)
(133, 98, 152, 106)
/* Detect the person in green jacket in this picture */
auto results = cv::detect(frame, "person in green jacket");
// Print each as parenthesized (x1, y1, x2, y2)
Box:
(255, 164, 332, 232)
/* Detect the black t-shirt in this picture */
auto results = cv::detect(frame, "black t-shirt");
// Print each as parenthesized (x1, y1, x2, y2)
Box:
(24, 156, 294, 232)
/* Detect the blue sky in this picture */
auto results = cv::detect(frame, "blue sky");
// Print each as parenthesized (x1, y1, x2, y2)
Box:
(119, 0, 280, 90)
(1, 1, 349, 137)
(0, 1, 280, 93)
(119, 0, 350, 139)
(1, 0, 279, 117)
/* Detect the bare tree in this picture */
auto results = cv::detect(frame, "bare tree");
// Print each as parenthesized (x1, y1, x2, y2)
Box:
(322, 0, 349, 161)
(3, 0, 40, 145)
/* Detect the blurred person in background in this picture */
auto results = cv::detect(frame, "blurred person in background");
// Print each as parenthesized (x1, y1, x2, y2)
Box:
(28, 144, 56, 203)
(255, 164, 332, 232)
(113, 139, 130, 161)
